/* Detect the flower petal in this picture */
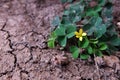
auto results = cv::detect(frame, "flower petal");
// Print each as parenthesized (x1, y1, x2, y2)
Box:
(79, 37, 83, 41)
(76, 36, 79, 38)
(75, 31, 79, 35)
(82, 32, 87, 36)
(79, 29, 83, 35)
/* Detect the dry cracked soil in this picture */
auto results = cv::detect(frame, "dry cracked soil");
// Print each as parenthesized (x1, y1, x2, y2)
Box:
(0, 0, 120, 80)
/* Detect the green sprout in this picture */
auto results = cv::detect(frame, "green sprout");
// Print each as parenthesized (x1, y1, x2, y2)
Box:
(47, 0, 120, 60)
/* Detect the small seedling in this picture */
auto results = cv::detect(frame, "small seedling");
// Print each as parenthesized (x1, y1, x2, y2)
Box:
(48, 0, 120, 59)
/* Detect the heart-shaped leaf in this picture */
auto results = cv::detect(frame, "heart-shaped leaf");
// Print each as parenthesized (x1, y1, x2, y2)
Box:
(58, 36, 67, 47)
(80, 38, 89, 48)
(80, 54, 89, 59)
(55, 26, 66, 36)
(70, 46, 80, 59)
(99, 42, 108, 50)
(87, 46, 93, 54)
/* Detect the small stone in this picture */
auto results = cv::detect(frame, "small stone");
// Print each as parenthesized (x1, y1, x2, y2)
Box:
(76, 76, 81, 80)
(117, 22, 120, 26)
(52, 55, 69, 66)
(2, 3, 10, 9)
(117, 22, 120, 28)
(94, 57, 105, 66)
(103, 55, 119, 68)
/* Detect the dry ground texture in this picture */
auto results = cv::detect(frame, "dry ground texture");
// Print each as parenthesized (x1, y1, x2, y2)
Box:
(0, 0, 120, 80)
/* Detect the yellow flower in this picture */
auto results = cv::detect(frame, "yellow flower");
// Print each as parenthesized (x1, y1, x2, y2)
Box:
(74, 28, 87, 41)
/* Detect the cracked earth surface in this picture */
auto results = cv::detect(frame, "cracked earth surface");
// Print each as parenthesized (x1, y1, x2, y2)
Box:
(0, 0, 120, 80)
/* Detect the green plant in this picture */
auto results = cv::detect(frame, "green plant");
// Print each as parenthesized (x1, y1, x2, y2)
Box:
(48, 0, 120, 59)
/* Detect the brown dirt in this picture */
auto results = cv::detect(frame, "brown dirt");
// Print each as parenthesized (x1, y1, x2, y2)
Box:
(0, 0, 120, 80)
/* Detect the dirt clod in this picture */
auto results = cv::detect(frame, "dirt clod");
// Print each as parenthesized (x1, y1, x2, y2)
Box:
(52, 54, 69, 66)
(103, 55, 119, 68)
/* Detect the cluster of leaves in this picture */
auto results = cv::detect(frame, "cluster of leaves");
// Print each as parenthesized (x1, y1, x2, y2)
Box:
(48, 0, 120, 59)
